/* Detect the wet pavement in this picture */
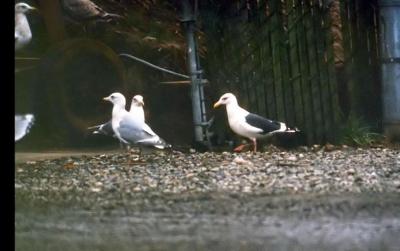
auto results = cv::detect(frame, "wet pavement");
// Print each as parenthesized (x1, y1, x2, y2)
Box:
(15, 193, 400, 251)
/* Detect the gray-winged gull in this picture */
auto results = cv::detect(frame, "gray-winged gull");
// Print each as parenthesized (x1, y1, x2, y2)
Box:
(60, 0, 122, 24)
(15, 114, 35, 142)
(213, 93, 299, 152)
(15, 2, 36, 51)
(102, 92, 170, 149)
(88, 94, 145, 136)
(129, 95, 145, 122)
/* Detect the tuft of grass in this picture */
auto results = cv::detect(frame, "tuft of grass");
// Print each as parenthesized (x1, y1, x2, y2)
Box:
(339, 116, 383, 146)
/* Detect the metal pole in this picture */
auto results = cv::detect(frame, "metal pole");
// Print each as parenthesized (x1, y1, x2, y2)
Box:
(379, 0, 400, 141)
(181, 0, 209, 145)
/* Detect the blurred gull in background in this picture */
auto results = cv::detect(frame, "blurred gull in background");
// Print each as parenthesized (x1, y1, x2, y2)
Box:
(15, 114, 35, 142)
(60, 0, 122, 24)
(15, 2, 37, 51)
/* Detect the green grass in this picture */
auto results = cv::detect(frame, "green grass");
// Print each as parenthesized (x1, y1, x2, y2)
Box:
(339, 116, 383, 146)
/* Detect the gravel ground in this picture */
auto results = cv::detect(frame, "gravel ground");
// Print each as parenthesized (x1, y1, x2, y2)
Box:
(15, 145, 400, 204)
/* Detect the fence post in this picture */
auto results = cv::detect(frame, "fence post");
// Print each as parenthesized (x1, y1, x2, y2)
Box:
(181, 0, 210, 148)
(378, 0, 400, 141)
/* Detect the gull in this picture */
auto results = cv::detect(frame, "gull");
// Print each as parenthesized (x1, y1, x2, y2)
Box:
(129, 95, 145, 122)
(15, 114, 35, 142)
(213, 93, 299, 152)
(103, 92, 170, 149)
(88, 94, 145, 136)
(60, 0, 122, 24)
(15, 2, 37, 51)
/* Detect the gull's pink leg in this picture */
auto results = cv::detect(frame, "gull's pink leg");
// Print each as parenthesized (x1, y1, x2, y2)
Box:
(253, 139, 257, 153)
(233, 144, 247, 152)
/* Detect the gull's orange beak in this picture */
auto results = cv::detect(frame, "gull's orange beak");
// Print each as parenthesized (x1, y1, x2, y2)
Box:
(213, 101, 221, 108)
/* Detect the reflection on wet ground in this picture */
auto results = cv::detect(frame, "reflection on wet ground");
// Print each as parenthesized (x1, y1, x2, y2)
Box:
(16, 192, 400, 251)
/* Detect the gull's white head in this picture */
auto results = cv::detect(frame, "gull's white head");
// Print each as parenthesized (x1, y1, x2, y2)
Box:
(15, 2, 36, 13)
(131, 95, 144, 107)
(103, 92, 126, 107)
(213, 93, 238, 108)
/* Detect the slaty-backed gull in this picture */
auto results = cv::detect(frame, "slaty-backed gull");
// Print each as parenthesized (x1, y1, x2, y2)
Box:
(213, 93, 299, 152)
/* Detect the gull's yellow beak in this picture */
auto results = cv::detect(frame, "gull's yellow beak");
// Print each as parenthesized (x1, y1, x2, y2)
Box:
(213, 101, 221, 108)
(103, 96, 111, 101)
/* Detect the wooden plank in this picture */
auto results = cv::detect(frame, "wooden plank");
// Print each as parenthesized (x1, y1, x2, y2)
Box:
(249, 21, 272, 115)
(266, 17, 279, 119)
(314, 5, 334, 142)
(310, 4, 330, 143)
(252, 1, 272, 117)
(279, 0, 297, 128)
(269, 1, 286, 122)
(323, 15, 342, 143)
(287, 0, 305, 130)
(297, 1, 315, 144)
(305, 4, 324, 143)
(241, 23, 253, 110)
(264, 26, 277, 119)
(255, 47, 267, 117)
(254, 23, 270, 117)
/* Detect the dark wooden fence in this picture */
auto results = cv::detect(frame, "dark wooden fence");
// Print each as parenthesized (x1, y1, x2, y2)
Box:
(201, 0, 380, 145)
(339, 0, 381, 126)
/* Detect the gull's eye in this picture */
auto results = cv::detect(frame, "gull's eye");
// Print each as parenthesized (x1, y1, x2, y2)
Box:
(111, 95, 115, 99)
(222, 97, 227, 101)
